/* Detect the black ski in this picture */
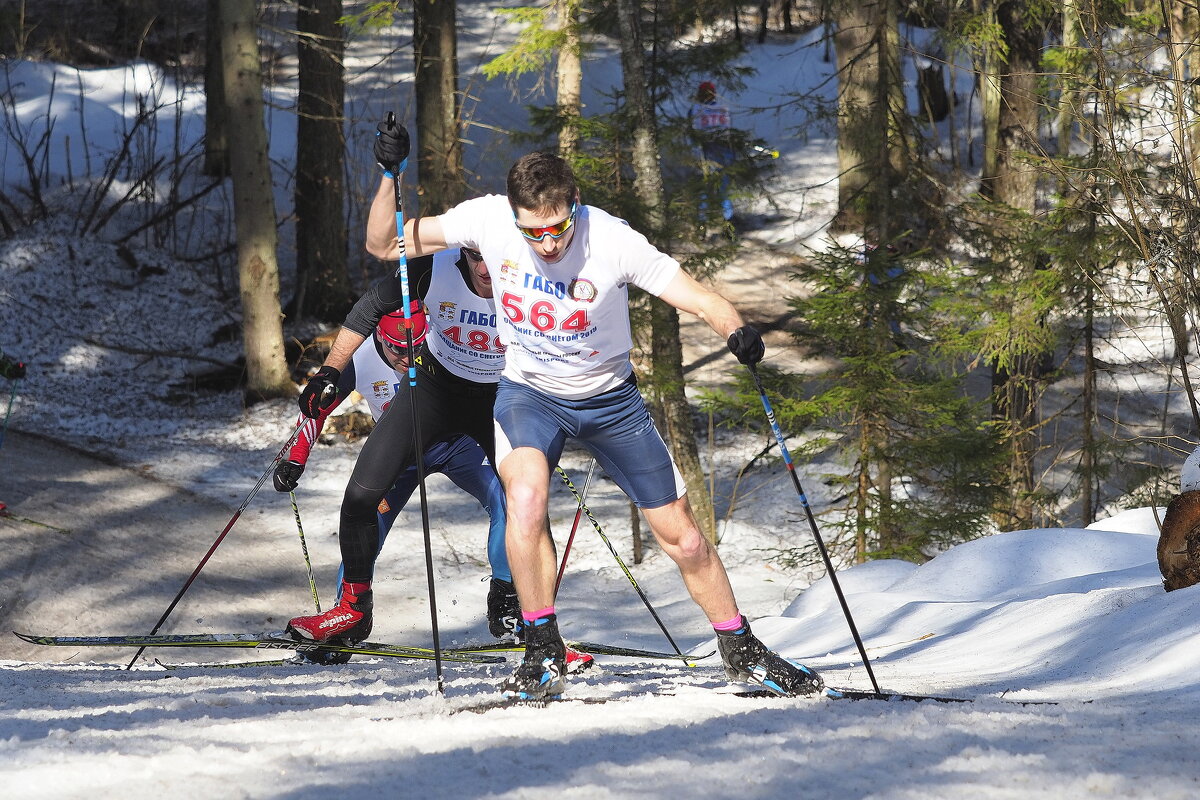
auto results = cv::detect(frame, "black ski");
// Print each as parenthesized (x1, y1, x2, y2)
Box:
(730, 686, 1061, 705)
(446, 639, 716, 664)
(156, 657, 303, 670)
(13, 631, 506, 664)
(572, 640, 715, 662)
(822, 686, 970, 703)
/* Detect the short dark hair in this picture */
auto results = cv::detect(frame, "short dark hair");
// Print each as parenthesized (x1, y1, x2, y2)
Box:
(507, 151, 577, 215)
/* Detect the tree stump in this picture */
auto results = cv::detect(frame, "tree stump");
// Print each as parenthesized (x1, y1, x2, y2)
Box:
(1158, 491, 1200, 591)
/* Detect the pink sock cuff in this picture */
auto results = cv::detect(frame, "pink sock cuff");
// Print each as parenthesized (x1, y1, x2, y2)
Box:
(712, 613, 744, 632)
(522, 606, 555, 623)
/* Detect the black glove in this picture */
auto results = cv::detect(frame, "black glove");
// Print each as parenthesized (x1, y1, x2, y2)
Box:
(727, 325, 765, 365)
(299, 365, 341, 418)
(273, 460, 305, 493)
(374, 118, 410, 175)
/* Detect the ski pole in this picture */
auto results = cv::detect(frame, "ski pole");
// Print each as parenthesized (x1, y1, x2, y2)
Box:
(554, 459, 596, 598)
(126, 416, 310, 669)
(747, 363, 882, 694)
(386, 111, 444, 693)
(290, 491, 321, 612)
(554, 466, 690, 664)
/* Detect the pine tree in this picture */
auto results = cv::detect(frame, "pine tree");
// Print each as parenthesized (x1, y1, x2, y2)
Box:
(769, 241, 1003, 563)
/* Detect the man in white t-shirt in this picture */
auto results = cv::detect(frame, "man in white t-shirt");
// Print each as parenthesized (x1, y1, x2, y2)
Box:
(385, 146, 822, 701)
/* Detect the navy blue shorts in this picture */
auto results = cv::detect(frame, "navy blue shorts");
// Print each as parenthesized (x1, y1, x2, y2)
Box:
(493, 376, 685, 509)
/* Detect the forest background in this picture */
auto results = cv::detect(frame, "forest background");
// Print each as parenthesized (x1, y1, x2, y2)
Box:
(3, 0, 1199, 573)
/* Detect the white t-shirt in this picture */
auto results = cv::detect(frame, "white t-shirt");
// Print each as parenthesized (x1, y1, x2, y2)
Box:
(438, 195, 681, 399)
(423, 250, 504, 383)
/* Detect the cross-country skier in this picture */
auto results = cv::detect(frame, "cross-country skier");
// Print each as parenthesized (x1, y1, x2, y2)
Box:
(274, 299, 521, 640)
(286, 123, 594, 673)
(376, 140, 823, 700)
(690, 80, 735, 224)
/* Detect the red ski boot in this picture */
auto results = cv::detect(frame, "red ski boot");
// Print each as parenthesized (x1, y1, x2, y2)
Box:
(287, 581, 373, 645)
(564, 646, 595, 674)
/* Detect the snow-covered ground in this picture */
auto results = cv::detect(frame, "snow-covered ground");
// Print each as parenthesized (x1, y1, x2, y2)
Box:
(4, 444, 1199, 799)
(3, 17, 1200, 800)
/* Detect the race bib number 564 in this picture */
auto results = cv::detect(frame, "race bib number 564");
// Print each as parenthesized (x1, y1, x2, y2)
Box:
(501, 291, 590, 333)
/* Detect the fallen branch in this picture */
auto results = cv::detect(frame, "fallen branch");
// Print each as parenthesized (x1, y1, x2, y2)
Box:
(82, 338, 239, 369)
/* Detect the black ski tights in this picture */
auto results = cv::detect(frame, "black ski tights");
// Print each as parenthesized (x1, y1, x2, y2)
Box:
(338, 359, 496, 582)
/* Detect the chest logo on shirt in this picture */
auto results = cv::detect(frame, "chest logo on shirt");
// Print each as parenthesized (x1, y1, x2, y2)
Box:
(438, 301, 456, 320)
(569, 278, 597, 303)
(498, 261, 520, 283)
(371, 380, 391, 399)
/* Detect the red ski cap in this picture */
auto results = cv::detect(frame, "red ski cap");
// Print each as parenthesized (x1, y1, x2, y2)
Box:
(376, 300, 428, 349)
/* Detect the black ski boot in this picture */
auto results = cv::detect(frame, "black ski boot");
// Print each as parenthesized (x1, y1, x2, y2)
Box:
(499, 614, 566, 701)
(716, 616, 823, 697)
(486, 577, 523, 640)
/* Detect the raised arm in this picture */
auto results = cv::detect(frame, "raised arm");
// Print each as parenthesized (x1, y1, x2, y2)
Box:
(365, 176, 404, 260)
(365, 174, 452, 261)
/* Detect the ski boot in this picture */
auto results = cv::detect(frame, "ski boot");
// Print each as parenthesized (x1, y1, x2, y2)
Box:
(486, 577, 522, 640)
(500, 614, 566, 701)
(564, 645, 595, 674)
(716, 616, 823, 697)
(287, 581, 373, 646)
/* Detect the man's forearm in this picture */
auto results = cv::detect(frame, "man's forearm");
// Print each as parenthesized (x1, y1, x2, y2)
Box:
(365, 177, 400, 260)
(323, 328, 367, 372)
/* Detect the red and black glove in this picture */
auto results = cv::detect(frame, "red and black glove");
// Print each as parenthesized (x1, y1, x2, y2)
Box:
(299, 365, 341, 419)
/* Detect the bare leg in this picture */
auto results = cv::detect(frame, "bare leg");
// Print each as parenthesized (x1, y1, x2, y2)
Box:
(498, 446, 558, 612)
(641, 495, 738, 622)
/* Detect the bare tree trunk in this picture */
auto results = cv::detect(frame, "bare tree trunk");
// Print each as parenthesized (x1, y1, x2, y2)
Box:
(854, 450, 869, 563)
(832, 0, 881, 232)
(882, 0, 907, 180)
(615, 0, 716, 543)
(1056, 0, 1080, 158)
(978, 0, 1001, 187)
(985, 0, 1045, 528)
(556, 0, 583, 157)
(1082, 276, 1096, 524)
(413, 0, 463, 215)
(204, 0, 229, 177)
(1168, 0, 1200, 174)
(219, 0, 293, 401)
(295, 0, 351, 323)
